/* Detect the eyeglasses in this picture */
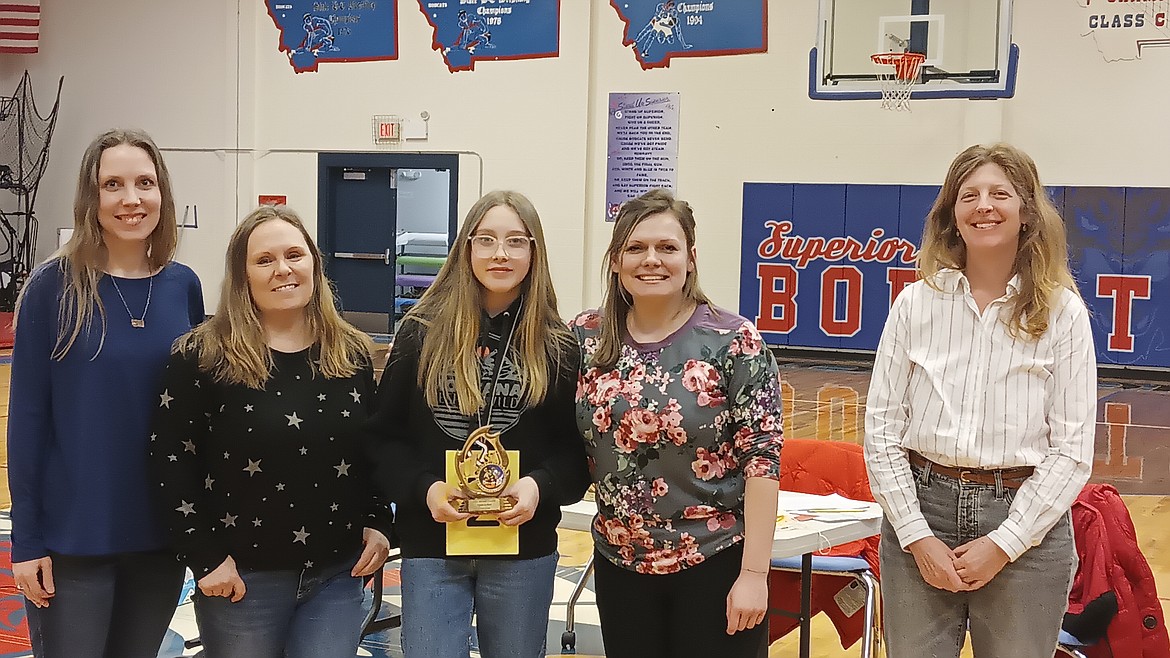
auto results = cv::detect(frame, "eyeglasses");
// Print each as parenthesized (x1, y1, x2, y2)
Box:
(468, 234, 535, 257)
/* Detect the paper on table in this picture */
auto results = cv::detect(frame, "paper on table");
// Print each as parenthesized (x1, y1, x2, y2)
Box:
(778, 491, 882, 521)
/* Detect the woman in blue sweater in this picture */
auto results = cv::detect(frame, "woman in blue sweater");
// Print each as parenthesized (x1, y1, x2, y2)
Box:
(8, 129, 204, 658)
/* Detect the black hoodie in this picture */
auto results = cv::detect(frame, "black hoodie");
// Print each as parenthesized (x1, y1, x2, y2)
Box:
(368, 300, 590, 559)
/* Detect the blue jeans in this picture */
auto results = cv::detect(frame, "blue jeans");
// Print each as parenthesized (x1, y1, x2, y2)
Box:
(880, 464, 1076, 658)
(24, 550, 185, 658)
(400, 552, 558, 658)
(192, 556, 365, 658)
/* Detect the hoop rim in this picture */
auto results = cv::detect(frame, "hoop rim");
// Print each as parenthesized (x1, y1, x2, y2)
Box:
(871, 51, 926, 82)
(870, 51, 926, 66)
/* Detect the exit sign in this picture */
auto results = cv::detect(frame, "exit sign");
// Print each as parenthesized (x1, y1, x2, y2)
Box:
(258, 195, 287, 206)
(372, 115, 402, 144)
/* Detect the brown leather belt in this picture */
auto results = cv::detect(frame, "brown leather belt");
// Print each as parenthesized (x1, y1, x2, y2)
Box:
(908, 451, 1034, 488)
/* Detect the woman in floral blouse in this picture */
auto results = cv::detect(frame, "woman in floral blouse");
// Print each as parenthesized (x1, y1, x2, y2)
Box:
(571, 188, 784, 657)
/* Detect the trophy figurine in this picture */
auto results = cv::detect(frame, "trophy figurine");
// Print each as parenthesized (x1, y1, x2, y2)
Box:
(454, 425, 516, 515)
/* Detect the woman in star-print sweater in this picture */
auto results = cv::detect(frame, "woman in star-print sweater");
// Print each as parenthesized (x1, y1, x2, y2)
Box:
(150, 205, 392, 657)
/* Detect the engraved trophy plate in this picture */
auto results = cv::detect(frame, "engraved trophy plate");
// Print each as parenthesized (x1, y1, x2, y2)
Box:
(454, 425, 516, 515)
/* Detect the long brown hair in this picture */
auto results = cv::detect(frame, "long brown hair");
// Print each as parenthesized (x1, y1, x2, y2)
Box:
(404, 190, 574, 415)
(590, 188, 712, 370)
(175, 205, 372, 388)
(16, 128, 178, 359)
(918, 143, 1078, 339)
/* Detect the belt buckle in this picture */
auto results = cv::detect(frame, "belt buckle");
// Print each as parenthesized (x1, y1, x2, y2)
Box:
(958, 469, 978, 483)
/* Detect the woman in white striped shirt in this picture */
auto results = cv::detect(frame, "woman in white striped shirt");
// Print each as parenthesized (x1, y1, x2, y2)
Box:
(865, 143, 1096, 658)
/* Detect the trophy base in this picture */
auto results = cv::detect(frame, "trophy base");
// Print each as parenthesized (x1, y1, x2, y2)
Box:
(456, 497, 515, 514)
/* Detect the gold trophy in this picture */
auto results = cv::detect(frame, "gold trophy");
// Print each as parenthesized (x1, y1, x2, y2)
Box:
(454, 425, 516, 515)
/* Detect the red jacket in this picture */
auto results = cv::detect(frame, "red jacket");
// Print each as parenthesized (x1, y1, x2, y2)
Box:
(1069, 483, 1169, 658)
(768, 439, 879, 648)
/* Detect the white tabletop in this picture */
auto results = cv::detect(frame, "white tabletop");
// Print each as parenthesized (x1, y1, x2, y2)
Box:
(560, 490, 883, 559)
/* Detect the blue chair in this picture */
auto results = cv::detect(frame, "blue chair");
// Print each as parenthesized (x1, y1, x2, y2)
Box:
(770, 554, 881, 658)
(560, 554, 595, 654)
(772, 439, 881, 658)
(1056, 629, 1090, 658)
(360, 547, 403, 638)
(361, 501, 401, 638)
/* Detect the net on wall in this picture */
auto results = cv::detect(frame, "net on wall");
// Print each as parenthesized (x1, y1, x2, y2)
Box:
(0, 71, 63, 311)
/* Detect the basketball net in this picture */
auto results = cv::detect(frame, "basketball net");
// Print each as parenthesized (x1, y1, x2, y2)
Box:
(871, 52, 926, 112)
(1141, 0, 1170, 36)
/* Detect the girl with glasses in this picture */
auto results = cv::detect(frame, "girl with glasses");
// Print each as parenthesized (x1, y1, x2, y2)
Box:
(369, 190, 590, 657)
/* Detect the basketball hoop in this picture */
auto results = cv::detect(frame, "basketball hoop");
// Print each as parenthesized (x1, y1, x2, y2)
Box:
(871, 52, 926, 112)
(1141, 0, 1170, 35)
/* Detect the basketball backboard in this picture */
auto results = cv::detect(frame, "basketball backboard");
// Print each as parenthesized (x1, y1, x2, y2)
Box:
(809, 0, 1018, 101)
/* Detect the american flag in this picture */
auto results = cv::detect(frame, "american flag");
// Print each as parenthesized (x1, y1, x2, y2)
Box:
(0, 2, 39, 54)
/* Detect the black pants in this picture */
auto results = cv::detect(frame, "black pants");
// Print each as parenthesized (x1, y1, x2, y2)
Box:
(593, 543, 769, 658)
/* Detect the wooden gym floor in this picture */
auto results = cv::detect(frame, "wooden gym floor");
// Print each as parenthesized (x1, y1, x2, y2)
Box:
(2, 352, 1168, 657)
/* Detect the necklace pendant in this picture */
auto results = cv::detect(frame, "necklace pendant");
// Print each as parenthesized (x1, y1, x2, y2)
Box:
(131, 318, 145, 328)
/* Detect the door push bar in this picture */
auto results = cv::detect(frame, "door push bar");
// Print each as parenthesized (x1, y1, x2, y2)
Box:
(333, 249, 392, 265)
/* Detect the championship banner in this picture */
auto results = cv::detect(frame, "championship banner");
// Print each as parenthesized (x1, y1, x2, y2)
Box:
(609, 0, 766, 69)
(418, 0, 560, 72)
(740, 183, 1170, 369)
(266, 0, 398, 73)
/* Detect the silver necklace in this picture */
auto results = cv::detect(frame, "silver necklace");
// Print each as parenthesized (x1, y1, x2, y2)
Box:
(109, 275, 153, 328)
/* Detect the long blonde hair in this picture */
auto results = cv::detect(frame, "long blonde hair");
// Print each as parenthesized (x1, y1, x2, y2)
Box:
(591, 188, 712, 371)
(175, 205, 372, 389)
(405, 190, 574, 415)
(16, 128, 178, 359)
(918, 143, 1078, 339)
